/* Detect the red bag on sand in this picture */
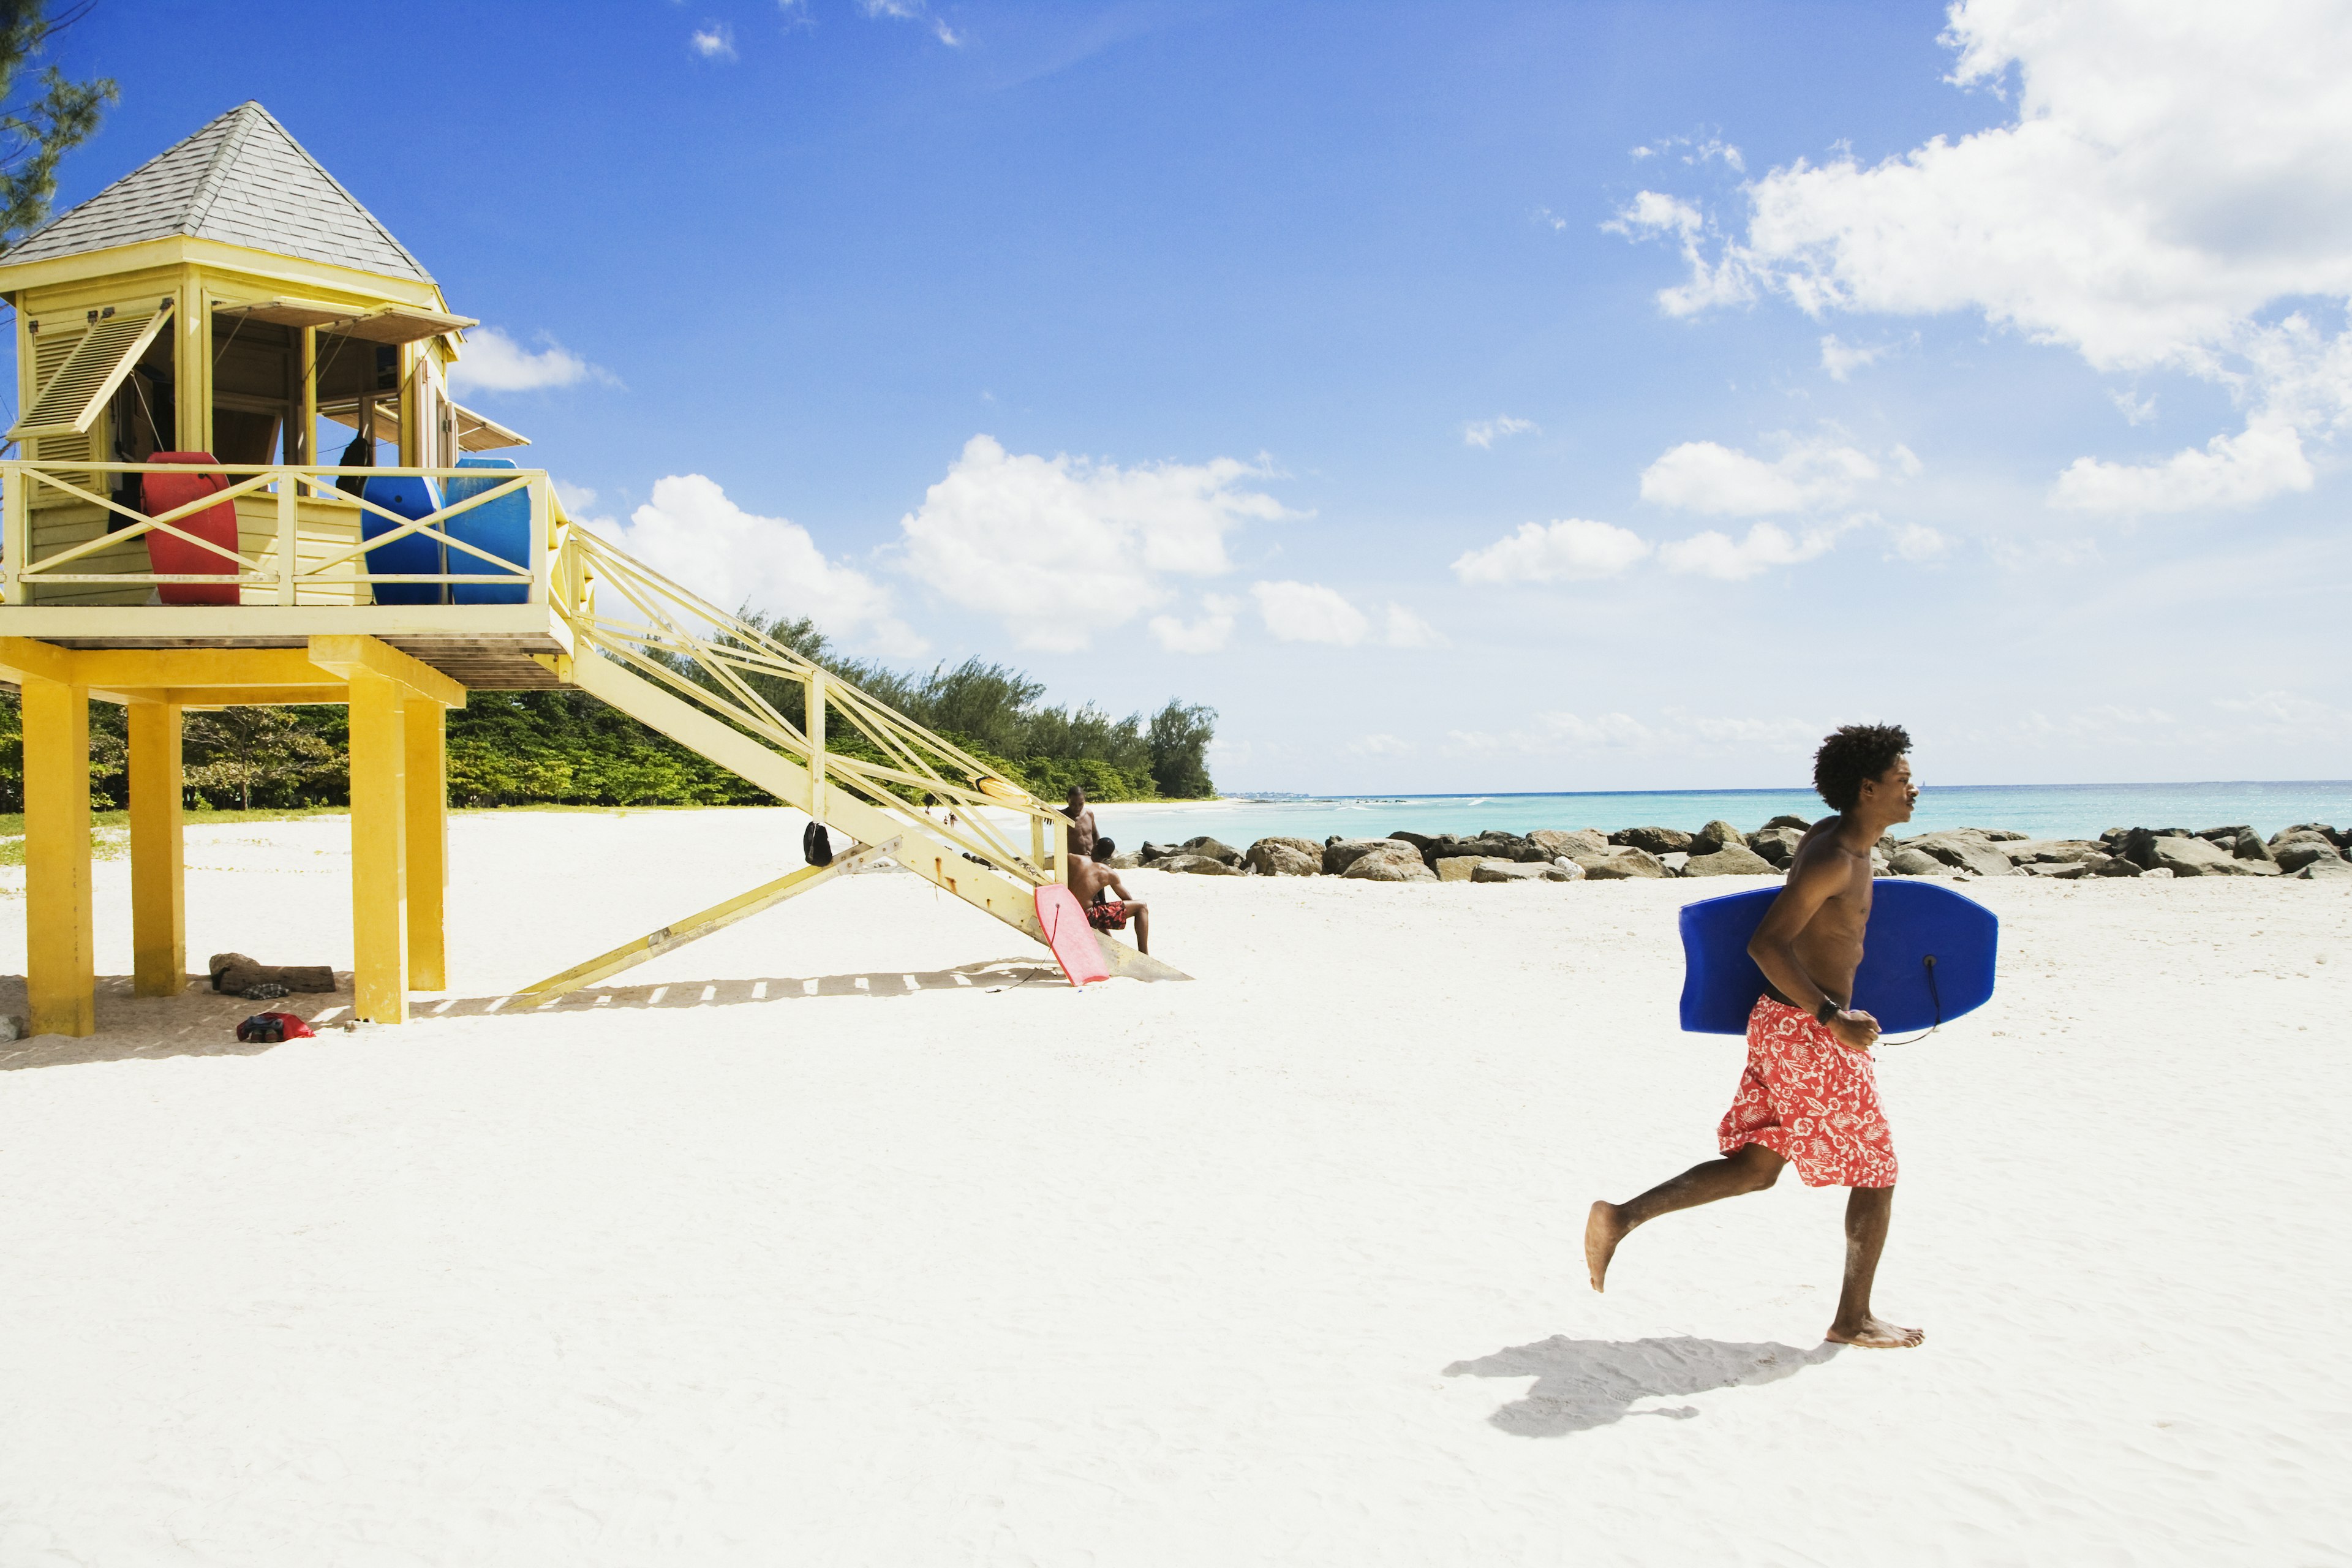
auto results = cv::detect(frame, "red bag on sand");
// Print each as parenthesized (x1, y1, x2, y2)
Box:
(236, 1011, 315, 1043)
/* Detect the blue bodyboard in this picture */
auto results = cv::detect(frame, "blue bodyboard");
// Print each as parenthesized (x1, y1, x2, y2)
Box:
(361, 474, 446, 605)
(1678, 879, 1999, 1035)
(443, 456, 530, 605)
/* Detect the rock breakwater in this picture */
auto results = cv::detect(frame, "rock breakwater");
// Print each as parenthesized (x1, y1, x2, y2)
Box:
(1102, 823, 2352, 885)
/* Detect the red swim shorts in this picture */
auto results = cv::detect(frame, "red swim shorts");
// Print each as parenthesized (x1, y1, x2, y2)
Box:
(1718, 996, 1898, 1188)
(1086, 899, 1128, 932)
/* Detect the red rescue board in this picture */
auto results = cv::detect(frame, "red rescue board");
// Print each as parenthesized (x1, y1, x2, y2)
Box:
(1035, 884, 1111, 987)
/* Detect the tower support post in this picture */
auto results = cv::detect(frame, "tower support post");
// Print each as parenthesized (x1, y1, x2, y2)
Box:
(404, 698, 447, 990)
(128, 701, 187, 997)
(346, 670, 409, 1022)
(22, 676, 95, 1036)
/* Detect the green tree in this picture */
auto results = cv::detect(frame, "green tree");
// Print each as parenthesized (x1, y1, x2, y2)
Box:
(0, 2, 116, 251)
(1147, 700, 1217, 799)
(184, 706, 338, 810)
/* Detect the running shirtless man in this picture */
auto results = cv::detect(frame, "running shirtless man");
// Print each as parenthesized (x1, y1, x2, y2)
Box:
(1585, 723, 1925, 1349)
(1066, 838, 1151, 955)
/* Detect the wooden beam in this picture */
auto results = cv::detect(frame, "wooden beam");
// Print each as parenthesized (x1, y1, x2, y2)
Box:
(346, 669, 408, 1023)
(404, 699, 447, 990)
(520, 839, 901, 1000)
(21, 674, 94, 1036)
(128, 701, 186, 997)
(307, 633, 466, 709)
(64, 646, 331, 689)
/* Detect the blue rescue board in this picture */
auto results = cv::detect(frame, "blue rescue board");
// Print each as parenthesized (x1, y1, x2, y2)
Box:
(443, 456, 530, 605)
(1678, 879, 1999, 1035)
(361, 475, 447, 605)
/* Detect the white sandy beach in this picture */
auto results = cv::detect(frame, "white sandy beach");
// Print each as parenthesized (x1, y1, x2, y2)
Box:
(2, 805, 2347, 1565)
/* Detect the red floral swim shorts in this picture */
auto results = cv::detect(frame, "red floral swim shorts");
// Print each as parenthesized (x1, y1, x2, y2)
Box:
(1718, 996, 1898, 1188)
(1086, 899, 1128, 932)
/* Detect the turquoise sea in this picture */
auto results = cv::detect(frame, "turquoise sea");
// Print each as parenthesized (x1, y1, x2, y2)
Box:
(1092, 781, 2352, 850)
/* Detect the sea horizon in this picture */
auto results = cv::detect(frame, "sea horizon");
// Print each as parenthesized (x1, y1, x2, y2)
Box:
(1091, 778, 2352, 848)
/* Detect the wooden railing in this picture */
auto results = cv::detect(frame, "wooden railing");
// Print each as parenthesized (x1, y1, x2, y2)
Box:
(0, 460, 561, 607)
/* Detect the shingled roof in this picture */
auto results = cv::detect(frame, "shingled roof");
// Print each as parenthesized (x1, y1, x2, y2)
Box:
(4, 100, 433, 283)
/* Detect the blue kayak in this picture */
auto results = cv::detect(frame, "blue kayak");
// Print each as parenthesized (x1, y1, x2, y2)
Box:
(1678, 880, 1999, 1035)
(360, 474, 447, 605)
(443, 456, 530, 605)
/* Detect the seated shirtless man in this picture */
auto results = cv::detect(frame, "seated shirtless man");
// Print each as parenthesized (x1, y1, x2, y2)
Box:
(1585, 723, 1924, 1350)
(1066, 837, 1151, 955)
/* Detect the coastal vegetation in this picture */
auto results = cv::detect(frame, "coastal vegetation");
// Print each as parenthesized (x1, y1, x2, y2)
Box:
(0, 624, 1219, 812)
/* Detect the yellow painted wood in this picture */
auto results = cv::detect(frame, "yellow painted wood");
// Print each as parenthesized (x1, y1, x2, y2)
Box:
(296, 324, 317, 465)
(275, 467, 298, 605)
(570, 653, 1188, 984)
(807, 669, 826, 824)
(176, 268, 206, 451)
(53, 646, 327, 688)
(306, 633, 466, 709)
(404, 698, 447, 991)
(2, 464, 26, 604)
(21, 676, 94, 1036)
(346, 670, 409, 1023)
(128, 701, 186, 997)
(397, 342, 419, 467)
(0, 236, 448, 312)
(0, 600, 570, 644)
(521, 838, 901, 999)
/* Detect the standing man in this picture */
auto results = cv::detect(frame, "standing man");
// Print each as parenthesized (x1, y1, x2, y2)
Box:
(1063, 785, 1097, 864)
(1585, 723, 1924, 1349)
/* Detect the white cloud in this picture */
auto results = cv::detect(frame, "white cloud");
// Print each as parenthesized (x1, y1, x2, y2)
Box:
(1450, 518, 1651, 584)
(1246, 582, 1439, 649)
(1885, 521, 1950, 562)
(552, 480, 598, 514)
(1148, 594, 1239, 654)
(1350, 733, 1415, 756)
(1382, 603, 1446, 648)
(1531, 206, 1569, 232)
(447, 328, 609, 396)
(688, 23, 735, 59)
(896, 435, 1291, 653)
(1462, 415, 1536, 449)
(2051, 418, 2313, 512)
(2212, 690, 2352, 733)
(1252, 580, 1369, 646)
(1639, 437, 1883, 515)
(1820, 333, 1914, 381)
(2111, 389, 2158, 425)
(859, 0, 960, 43)
(1659, 521, 1846, 580)
(1632, 134, 1746, 173)
(1622, 0, 2352, 510)
(597, 474, 923, 656)
(1446, 707, 1820, 758)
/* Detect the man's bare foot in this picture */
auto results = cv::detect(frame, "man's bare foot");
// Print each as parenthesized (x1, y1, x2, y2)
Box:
(1585, 1201, 1626, 1292)
(1825, 1315, 1924, 1348)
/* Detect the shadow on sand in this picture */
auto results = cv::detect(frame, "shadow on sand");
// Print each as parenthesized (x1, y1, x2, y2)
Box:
(0, 957, 1066, 1071)
(1443, 1335, 1839, 1437)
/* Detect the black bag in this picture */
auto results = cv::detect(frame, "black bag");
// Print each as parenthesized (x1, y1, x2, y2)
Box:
(803, 821, 834, 868)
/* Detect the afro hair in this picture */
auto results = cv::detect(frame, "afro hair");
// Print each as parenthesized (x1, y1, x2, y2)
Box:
(1813, 723, 1912, 812)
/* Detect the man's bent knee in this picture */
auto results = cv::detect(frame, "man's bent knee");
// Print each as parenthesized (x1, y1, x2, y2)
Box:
(1730, 1145, 1785, 1190)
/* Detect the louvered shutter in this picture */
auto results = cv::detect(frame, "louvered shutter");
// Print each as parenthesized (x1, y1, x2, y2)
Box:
(7, 304, 173, 442)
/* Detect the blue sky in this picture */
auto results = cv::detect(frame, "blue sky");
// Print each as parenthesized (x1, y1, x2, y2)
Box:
(28, 0, 2352, 791)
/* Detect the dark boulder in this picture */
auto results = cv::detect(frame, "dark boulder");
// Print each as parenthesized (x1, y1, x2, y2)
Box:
(1613, 826, 1694, 856)
(1180, 835, 1242, 865)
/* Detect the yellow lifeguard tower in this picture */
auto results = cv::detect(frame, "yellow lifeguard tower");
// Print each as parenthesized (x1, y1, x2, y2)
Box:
(2, 103, 1177, 1038)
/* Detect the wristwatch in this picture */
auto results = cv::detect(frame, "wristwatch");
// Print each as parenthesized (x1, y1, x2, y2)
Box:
(1815, 999, 1840, 1024)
